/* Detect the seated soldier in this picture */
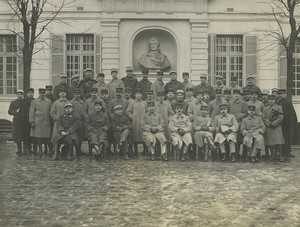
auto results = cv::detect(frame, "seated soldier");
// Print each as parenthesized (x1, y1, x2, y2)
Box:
(241, 104, 266, 162)
(86, 100, 110, 160)
(141, 101, 167, 161)
(111, 105, 132, 160)
(214, 102, 239, 162)
(193, 104, 216, 162)
(169, 103, 193, 161)
(51, 103, 80, 161)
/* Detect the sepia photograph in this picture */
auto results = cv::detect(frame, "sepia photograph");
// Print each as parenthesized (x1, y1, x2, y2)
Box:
(0, 0, 300, 226)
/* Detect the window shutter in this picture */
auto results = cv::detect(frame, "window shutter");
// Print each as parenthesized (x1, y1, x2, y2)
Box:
(51, 34, 64, 87)
(244, 35, 257, 85)
(279, 44, 287, 89)
(95, 34, 101, 74)
(208, 34, 216, 85)
(17, 35, 24, 89)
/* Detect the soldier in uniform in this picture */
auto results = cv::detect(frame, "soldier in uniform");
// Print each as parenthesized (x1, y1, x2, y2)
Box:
(151, 70, 165, 101)
(84, 87, 106, 116)
(79, 68, 97, 100)
(187, 91, 206, 122)
(242, 74, 262, 96)
(93, 73, 109, 98)
(182, 72, 194, 91)
(169, 103, 193, 161)
(194, 73, 215, 101)
(184, 86, 196, 104)
(100, 89, 110, 108)
(165, 71, 184, 94)
(214, 103, 239, 162)
(141, 101, 168, 161)
(53, 74, 73, 101)
(8, 89, 25, 154)
(172, 89, 189, 115)
(241, 105, 266, 162)
(123, 87, 135, 104)
(247, 90, 265, 117)
(29, 88, 52, 156)
(45, 85, 54, 103)
(165, 88, 176, 106)
(108, 68, 125, 100)
(260, 90, 270, 107)
(108, 87, 129, 120)
(242, 89, 251, 102)
(71, 74, 80, 91)
(121, 66, 138, 99)
(214, 74, 229, 93)
(136, 68, 152, 101)
(229, 76, 242, 94)
(223, 88, 232, 104)
(208, 88, 223, 119)
(52, 103, 80, 160)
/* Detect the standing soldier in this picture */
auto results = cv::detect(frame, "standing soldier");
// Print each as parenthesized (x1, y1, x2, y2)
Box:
(172, 90, 189, 115)
(182, 72, 194, 92)
(84, 88, 106, 116)
(151, 70, 165, 101)
(108, 68, 125, 100)
(71, 74, 80, 91)
(100, 89, 110, 108)
(223, 88, 232, 104)
(53, 74, 73, 101)
(247, 90, 265, 117)
(194, 73, 215, 101)
(45, 85, 54, 103)
(108, 87, 129, 120)
(8, 89, 25, 154)
(123, 87, 135, 104)
(165, 71, 184, 94)
(93, 73, 109, 98)
(136, 68, 152, 101)
(121, 66, 138, 99)
(214, 74, 229, 93)
(260, 90, 270, 107)
(165, 88, 176, 106)
(229, 76, 242, 94)
(29, 88, 52, 156)
(242, 89, 251, 102)
(144, 90, 155, 103)
(208, 88, 223, 119)
(242, 74, 262, 96)
(187, 91, 206, 122)
(23, 88, 35, 155)
(79, 68, 97, 101)
(184, 87, 196, 105)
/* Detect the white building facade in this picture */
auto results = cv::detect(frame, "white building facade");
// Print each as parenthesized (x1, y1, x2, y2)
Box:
(0, 0, 300, 120)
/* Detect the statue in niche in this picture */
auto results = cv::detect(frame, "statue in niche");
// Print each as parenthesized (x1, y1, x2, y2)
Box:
(138, 37, 171, 71)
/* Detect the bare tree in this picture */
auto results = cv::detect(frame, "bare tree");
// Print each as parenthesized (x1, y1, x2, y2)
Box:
(4, 0, 73, 91)
(265, 0, 300, 101)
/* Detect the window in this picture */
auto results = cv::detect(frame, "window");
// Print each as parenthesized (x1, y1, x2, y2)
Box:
(66, 34, 94, 85)
(215, 35, 243, 87)
(292, 39, 300, 96)
(0, 35, 17, 95)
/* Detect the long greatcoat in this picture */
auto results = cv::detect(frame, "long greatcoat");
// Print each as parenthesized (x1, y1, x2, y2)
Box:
(70, 98, 85, 141)
(8, 98, 25, 142)
(50, 98, 68, 141)
(22, 97, 35, 142)
(29, 97, 52, 138)
(155, 101, 174, 142)
(126, 99, 147, 143)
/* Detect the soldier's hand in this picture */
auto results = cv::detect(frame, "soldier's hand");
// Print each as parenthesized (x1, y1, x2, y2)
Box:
(178, 129, 185, 136)
(150, 127, 157, 134)
(65, 131, 69, 136)
(61, 131, 66, 136)
(30, 122, 35, 128)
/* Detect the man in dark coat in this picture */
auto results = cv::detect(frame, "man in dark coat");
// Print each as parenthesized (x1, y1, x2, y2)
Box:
(79, 68, 97, 100)
(136, 68, 152, 100)
(45, 85, 54, 103)
(194, 73, 215, 101)
(165, 71, 184, 94)
(8, 89, 25, 154)
(242, 74, 262, 97)
(53, 74, 74, 101)
(278, 89, 300, 159)
(121, 66, 138, 99)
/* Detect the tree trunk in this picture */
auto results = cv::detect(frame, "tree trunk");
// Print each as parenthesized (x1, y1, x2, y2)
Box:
(286, 49, 294, 102)
(23, 47, 32, 91)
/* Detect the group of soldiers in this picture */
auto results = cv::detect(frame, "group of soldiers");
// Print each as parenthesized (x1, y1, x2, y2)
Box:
(8, 66, 300, 162)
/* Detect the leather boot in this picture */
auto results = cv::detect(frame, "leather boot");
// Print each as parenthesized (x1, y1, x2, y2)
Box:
(151, 154, 155, 161)
(204, 144, 209, 162)
(162, 153, 168, 161)
(269, 147, 275, 161)
(52, 145, 59, 161)
(278, 145, 284, 162)
(231, 153, 236, 162)
(222, 153, 226, 161)
(181, 153, 186, 162)
(16, 142, 22, 155)
(173, 145, 179, 160)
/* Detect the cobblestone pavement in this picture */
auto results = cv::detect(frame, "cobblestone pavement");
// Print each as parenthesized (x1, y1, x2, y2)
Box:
(0, 142, 300, 227)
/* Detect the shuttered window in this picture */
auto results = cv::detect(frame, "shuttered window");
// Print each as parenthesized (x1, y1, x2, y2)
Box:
(0, 35, 17, 94)
(292, 38, 300, 96)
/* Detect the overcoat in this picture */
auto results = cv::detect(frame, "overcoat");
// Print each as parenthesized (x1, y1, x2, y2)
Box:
(8, 98, 25, 142)
(155, 101, 174, 142)
(50, 98, 68, 141)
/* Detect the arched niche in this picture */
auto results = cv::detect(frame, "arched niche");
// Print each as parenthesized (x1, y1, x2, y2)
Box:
(132, 29, 177, 73)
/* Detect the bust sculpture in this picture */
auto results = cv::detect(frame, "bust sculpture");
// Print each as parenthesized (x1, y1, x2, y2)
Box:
(138, 37, 171, 71)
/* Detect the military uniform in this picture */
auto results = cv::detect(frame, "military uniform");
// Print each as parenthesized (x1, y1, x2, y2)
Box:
(155, 99, 174, 142)
(122, 75, 138, 99)
(108, 78, 125, 100)
(79, 78, 97, 100)
(53, 83, 73, 101)
(151, 79, 165, 101)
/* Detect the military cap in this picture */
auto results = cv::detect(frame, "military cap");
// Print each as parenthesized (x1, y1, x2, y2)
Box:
(71, 74, 79, 80)
(114, 104, 122, 111)
(170, 70, 177, 75)
(216, 74, 223, 80)
(223, 89, 231, 95)
(157, 71, 164, 76)
(246, 74, 255, 80)
(186, 86, 194, 92)
(84, 68, 93, 73)
(126, 66, 133, 72)
(261, 90, 270, 95)
(142, 69, 149, 74)
(200, 73, 208, 79)
(174, 102, 183, 109)
(157, 91, 165, 96)
(195, 90, 204, 96)
(16, 89, 24, 94)
(97, 73, 105, 78)
(135, 88, 142, 93)
(38, 88, 46, 93)
(200, 103, 209, 109)
(74, 88, 80, 94)
(248, 105, 256, 110)
(94, 100, 103, 106)
(64, 103, 73, 108)
(91, 87, 98, 93)
(45, 85, 52, 90)
(111, 68, 118, 73)
(147, 101, 155, 106)
(231, 76, 238, 81)
(27, 88, 34, 93)
(124, 87, 131, 93)
(215, 88, 222, 94)
(147, 90, 154, 95)
(176, 89, 184, 95)
(182, 72, 189, 77)
(271, 88, 279, 94)
(101, 89, 108, 94)
(166, 88, 175, 93)
(116, 87, 123, 92)
(59, 88, 67, 93)
(219, 102, 228, 108)
(268, 94, 276, 99)
(232, 89, 241, 94)
(60, 74, 67, 78)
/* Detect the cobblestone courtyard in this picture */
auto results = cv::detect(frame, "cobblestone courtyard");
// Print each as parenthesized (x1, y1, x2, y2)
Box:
(0, 142, 300, 227)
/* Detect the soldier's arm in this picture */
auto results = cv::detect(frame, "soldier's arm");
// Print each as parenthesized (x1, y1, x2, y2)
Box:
(230, 115, 239, 132)
(182, 117, 192, 132)
(157, 114, 165, 132)
(50, 102, 58, 121)
(141, 114, 151, 132)
(67, 116, 80, 134)
(126, 102, 134, 120)
(169, 117, 178, 132)
(270, 106, 284, 127)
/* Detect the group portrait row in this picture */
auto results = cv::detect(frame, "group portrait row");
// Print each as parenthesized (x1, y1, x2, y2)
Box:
(8, 66, 300, 163)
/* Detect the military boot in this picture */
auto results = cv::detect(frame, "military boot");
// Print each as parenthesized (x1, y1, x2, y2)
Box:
(222, 153, 226, 161)
(52, 145, 59, 161)
(204, 144, 209, 162)
(181, 153, 186, 162)
(231, 153, 236, 162)
(278, 145, 284, 162)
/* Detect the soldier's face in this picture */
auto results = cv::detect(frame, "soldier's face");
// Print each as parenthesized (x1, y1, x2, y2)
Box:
(148, 105, 155, 113)
(220, 107, 228, 115)
(95, 104, 102, 111)
(111, 71, 118, 79)
(17, 93, 23, 99)
(233, 93, 240, 100)
(182, 75, 189, 82)
(200, 78, 206, 83)
(65, 106, 73, 114)
(204, 93, 209, 100)
(46, 90, 52, 95)
(216, 78, 223, 85)
(126, 70, 133, 77)
(114, 109, 122, 116)
(61, 78, 67, 84)
(170, 73, 177, 81)
(74, 93, 80, 99)
(97, 76, 104, 83)
(177, 93, 184, 101)
(39, 92, 45, 98)
(167, 92, 174, 99)
(247, 78, 254, 85)
(251, 93, 258, 100)
(216, 93, 222, 100)
(147, 94, 153, 99)
(142, 73, 148, 79)
(201, 108, 208, 116)
(231, 80, 237, 86)
(224, 94, 230, 100)
(157, 75, 163, 81)
(272, 92, 278, 99)
(158, 95, 164, 102)
(149, 40, 159, 51)
(102, 94, 108, 100)
(268, 99, 276, 105)
(124, 92, 130, 99)
(59, 92, 66, 98)
(248, 109, 255, 116)
(135, 92, 142, 100)
(27, 91, 34, 99)
(196, 93, 203, 101)
(85, 71, 93, 78)
(175, 107, 183, 114)
(186, 90, 193, 97)
(91, 91, 97, 98)
(116, 91, 123, 98)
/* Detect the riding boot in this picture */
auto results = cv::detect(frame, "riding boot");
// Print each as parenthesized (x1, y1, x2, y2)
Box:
(67, 142, 73, 160)
(16, 142, 22, 155)
(204, 144, 209, 162)
(278, 145, 284, 162)
(122, 142, 129, 160)
(269, 147, 275, 161)
(173, 145, 179, 160)
(52, 144, 59, 160)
